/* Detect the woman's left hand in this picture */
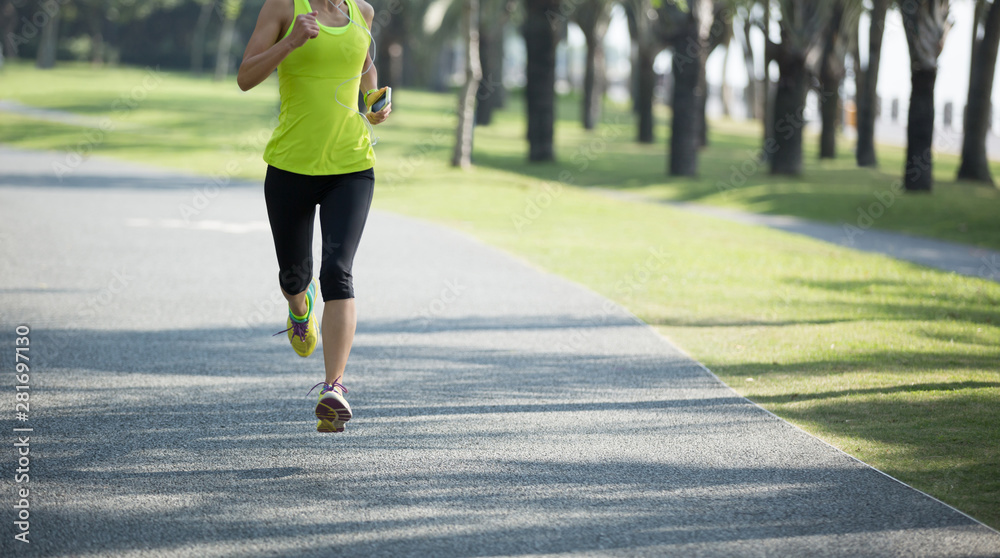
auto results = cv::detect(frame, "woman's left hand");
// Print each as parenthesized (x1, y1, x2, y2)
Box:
(366, 103, 391, 125)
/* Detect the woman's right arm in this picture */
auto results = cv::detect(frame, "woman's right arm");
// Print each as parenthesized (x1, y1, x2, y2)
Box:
(237, 0, 319, 91)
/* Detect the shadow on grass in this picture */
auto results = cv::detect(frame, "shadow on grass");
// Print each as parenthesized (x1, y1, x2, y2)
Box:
(709, 351, 1000, 378)
(750, 381, 1000, 404)
(757, 391, 1000, 529)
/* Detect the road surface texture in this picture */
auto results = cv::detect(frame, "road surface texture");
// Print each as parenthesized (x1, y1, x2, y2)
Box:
(1, 147, 998, 557)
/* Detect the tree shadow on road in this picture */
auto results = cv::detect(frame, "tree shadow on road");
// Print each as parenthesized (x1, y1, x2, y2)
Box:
(1, 322, 995, 556)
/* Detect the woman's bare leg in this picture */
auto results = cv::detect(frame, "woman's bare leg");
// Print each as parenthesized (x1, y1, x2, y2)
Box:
(281, 286, 309, 318)
(321, 298, 356, 385)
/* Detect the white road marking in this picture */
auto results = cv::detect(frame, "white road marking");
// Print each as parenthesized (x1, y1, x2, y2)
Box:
(125, 218, 270, 234)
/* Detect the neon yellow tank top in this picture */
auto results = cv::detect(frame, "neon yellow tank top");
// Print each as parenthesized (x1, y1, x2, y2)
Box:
(263, 0, 375, 176)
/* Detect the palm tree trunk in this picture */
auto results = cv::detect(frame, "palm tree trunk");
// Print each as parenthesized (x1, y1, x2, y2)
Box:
(720, 38, 732, 118)
(453, 0, 483, 168)
(957, 0, 1000, 185)
(905, 68, 937, 192)
(89, 11, 104, 66)
(524, 0, 560, 161)
(582, 33, 605, 130)
(901, 0, 949, 192)
(819, 84, 839, 159)
(670, 0, 712, 175)
(762, 0, 773, 160)
(670, 38, 703, 175)
(737, 16, 758, 120)
(819, 1, 845, 160)
(36, 8, 61, 69)
(191, 0, 217, 75)
(475, 12, 504, 124)
(576, 1, 611, 131)
(215, 0, 244, 81)
(856, 0, 888, 167)
(770, 52, 808, 175)
(697, 74, 708, 147)
(2, 1, 19, 61)
(636, 44, 655, 143)
(214, 16, 236, 81)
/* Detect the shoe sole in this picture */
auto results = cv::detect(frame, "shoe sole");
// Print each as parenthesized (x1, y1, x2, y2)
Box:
(316, 391, 352, 433)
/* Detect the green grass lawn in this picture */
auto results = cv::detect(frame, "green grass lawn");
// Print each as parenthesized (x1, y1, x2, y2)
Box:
(2, 63, 999, 528)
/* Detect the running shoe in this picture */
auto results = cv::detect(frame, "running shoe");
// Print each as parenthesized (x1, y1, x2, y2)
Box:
(309, 381, 352, 433)
(273, 278, 319, 357)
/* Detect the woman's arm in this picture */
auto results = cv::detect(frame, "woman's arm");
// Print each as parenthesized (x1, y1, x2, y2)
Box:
(237, 0, 319, 92)
(357, 1, 391, 125)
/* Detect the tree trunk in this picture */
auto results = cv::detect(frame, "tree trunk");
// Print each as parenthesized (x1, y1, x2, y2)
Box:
(36, 8, 61, 69)
(770, 53, 809, 175)
(453, 0, 483, 168)
(819, 1, 845, 160)
(901, 0, 949, 192)
(576, 1, 611, 131)
(762, 0, 773, 160)
(737, 16, 757, 120)
(856, 0, 888, 167)
(1, 0, 17, 61)
(720, 38, 732, 118)
(670, 0, 712, 175)
(582, 33, 606, 130)
(475, 3, 508, 125)
(670, 38, 703, 176)
(905, 68, 937, 192)
(191, 0, 217, 75)
(636, 44, 655, 143)
(523, 0, 560, 161)
(819, 84, 839, 159)
(958, 0, 1000, 185)
(89, 12, 104, 66)
(214, 15, 237, 81)
(698, 75, 708, 147)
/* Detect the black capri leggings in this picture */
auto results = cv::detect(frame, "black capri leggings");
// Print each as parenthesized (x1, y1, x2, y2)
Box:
(264, 165, 375, 301)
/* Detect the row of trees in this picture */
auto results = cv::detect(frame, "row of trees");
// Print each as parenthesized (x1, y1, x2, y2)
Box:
(4, 0, 999, 191)
(1, 0, 252, 78)
(500, 0, 1000, 192)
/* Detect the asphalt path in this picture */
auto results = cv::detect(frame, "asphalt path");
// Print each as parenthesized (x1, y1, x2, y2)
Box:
(1, 146, 998, 557)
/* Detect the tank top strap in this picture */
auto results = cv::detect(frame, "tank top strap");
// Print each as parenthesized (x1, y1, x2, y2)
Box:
(293, 0, 310, 16)
(344, 0, 369, 32)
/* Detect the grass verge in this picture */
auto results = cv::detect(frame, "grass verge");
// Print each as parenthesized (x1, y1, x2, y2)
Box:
(3, 63, 999, 527)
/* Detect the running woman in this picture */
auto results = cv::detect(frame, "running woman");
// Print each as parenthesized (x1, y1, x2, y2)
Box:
(237, 0, 390, 433)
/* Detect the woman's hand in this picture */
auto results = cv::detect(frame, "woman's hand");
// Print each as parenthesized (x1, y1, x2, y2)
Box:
(288, 11, 320, 49)
(365, 86, 392, 125)
(366, 103, 392, 125)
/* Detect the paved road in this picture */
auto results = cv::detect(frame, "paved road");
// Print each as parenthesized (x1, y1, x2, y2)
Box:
(2, 147, 999, 557)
